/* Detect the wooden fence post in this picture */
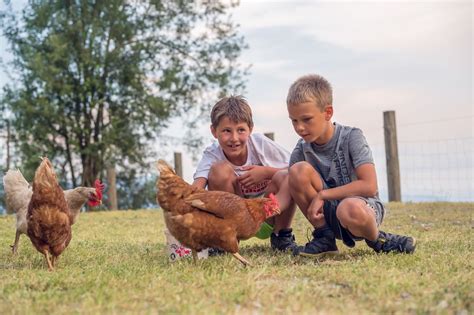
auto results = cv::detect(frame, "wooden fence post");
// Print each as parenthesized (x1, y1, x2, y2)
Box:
(106, 165, 118, 210)
(264, 132, 274, 141)
(174, 152, 183, 178)
(383, 111, 402, 202)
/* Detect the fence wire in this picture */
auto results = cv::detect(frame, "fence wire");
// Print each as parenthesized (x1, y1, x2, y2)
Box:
(371, 137, 473, 202)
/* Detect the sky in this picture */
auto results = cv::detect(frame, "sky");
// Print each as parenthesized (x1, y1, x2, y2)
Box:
(1, 0, 473, 202)
(232, 0, 472, 146)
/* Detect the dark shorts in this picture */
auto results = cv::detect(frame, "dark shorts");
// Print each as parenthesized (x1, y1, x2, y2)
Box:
(323, 197, 386, 248)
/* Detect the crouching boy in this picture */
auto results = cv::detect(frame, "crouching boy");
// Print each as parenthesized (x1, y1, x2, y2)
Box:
(193, 95, 297, 252)
(286, 74, 416, 257)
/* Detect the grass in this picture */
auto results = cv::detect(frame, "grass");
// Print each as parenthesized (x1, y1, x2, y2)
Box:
(0, 202, 473, 314)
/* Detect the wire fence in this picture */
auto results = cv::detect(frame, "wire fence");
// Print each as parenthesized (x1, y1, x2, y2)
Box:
(371, 137, 473, 202)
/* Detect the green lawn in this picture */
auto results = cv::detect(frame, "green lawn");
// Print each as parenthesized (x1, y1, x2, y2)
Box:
(0, 202, 472, 314)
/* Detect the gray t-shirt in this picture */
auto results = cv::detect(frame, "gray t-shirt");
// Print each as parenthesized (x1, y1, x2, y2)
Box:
(289, 122, 376, 194)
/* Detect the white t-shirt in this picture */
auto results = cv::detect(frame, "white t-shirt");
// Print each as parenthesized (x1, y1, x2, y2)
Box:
(193, 133, 290, 198)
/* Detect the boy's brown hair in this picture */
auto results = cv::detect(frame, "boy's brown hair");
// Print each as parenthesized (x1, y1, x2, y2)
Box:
(210, 95, 254, 128)
(286, 74, 333, 111)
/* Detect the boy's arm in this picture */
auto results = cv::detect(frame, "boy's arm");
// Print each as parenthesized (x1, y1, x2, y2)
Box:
(306, 163, 379, 233)
(192, 177, 208, 189)
(318, 163, 378, 201)
(318, 127, 378, 201)
(193, 145, 219, 189)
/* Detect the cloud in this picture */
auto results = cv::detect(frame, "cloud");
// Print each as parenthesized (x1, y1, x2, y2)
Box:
(234, 1, 472, 129)
(236, 1, 471, 57)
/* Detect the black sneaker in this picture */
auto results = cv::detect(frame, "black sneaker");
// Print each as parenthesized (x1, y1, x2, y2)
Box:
(270, 228, 298, 252)
(296, 225, 339, 258)
(366, 231, 416, 254)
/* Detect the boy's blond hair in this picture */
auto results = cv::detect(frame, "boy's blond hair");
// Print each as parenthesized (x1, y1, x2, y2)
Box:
(286, 74, 333, 111)
(210, 95, 254, 128)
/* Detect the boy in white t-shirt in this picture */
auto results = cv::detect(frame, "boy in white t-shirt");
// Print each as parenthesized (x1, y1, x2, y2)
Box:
(193, 95, 297, 252)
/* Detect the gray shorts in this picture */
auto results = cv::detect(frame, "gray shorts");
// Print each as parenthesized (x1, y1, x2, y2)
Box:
(323, 197, 386, 248)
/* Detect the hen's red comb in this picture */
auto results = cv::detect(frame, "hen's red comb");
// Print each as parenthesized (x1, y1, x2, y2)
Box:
(263, 193, 280, 217)
(94, 179, 105, 200)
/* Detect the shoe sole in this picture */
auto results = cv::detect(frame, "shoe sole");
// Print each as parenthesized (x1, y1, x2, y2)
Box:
(408, 237, 417, 254)
(299, 250, 340, 259)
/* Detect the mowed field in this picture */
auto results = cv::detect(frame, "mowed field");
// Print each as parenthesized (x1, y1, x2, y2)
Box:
(0, 202, 472, 314)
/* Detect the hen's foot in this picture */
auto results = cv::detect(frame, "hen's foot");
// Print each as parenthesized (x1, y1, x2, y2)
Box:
(192, 249, 198, 264)
(44, 251, 54, 271)
(10, 244, 18, 255)
(232, 253, 251, 266)
(11, 231, 20, 255)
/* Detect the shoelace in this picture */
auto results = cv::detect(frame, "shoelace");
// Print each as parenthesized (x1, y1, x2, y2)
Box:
(305, 227, 313, 245)
(380, 235, 406, 252)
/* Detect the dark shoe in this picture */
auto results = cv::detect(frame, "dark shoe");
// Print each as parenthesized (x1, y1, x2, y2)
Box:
(208, 247, 226, 256)
(296, 225, 339, 258)
(270, 228, 298, 252)
(366, 231, 416, 254)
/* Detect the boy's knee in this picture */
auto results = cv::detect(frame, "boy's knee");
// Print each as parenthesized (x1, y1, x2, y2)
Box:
(271, 169, 288, 186)
(336, 199, 372, 226)
(208, 161, 235, 183)
(289, 162, 313, 184)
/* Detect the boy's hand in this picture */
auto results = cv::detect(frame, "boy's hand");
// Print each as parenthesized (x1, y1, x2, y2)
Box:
(192, 177, 207, 189)
(237, 165, 268, 188)
(307, 194, 324, 223)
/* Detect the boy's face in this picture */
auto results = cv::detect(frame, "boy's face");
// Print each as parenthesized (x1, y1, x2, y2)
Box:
(211, 116, 252, 164)
(287, 101, 333, 144)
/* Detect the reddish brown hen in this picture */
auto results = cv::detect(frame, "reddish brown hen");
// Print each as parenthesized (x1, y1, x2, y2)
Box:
(3, 169, 104, 254)
(156, 159, 280, 266)
(27, 157, 72, 271)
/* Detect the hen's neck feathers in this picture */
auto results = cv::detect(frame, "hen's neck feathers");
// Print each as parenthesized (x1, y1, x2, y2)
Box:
(244, 198, 269, 223)
(64, 187, 94, 218)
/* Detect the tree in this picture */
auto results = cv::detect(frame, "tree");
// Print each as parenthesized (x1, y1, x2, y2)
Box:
(0, 0, 246, 193)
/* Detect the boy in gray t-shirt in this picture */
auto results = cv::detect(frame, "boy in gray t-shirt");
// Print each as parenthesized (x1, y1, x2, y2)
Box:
(286, 74, 416, 257)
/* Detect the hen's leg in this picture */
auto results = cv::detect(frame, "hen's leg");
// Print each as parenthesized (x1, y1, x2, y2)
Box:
(52, 255, 57, 268)
(10, 230, 21, 254)
(232, 253, 251, 266)
(43, 250, 54, 271)
(191, 249, 198, 264)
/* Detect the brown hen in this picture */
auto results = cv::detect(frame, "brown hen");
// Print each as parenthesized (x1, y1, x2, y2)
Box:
(27, 158, 72, 271)
(156, 159, 280, 266)
(3, 169, 104, 254)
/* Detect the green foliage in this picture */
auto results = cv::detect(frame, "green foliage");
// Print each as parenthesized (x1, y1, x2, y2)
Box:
(0, 1, 247, 191)
(114, 168, 157, 210)
(0, 203, 472, 314)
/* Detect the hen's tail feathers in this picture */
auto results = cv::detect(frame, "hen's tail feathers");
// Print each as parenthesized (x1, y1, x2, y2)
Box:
(32, 157, 61, 195)
(3, 169, 32, 214)
(34, 157, 56, 185)
(4, 170, 29, 187)
(157, 159, 176, 177)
